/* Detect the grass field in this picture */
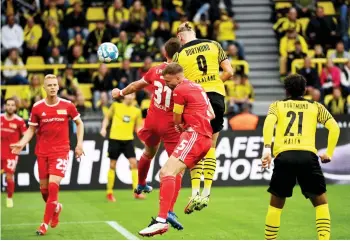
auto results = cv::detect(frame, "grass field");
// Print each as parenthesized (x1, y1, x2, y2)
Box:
(2, 185, 350, 240)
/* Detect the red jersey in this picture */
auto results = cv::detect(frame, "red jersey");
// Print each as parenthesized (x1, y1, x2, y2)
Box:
(28, 98, 80, 157)
(173, 80, 213, 138)
(142, 62, 174, 116)
(1, 114, 27, 158)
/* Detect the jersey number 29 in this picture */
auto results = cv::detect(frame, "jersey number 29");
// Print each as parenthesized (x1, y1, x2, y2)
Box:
(154, 81, 172, 108)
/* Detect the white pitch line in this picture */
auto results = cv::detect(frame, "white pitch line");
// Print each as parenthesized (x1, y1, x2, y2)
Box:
(2, 221, 106, 227)
(106, 221, 139, 240)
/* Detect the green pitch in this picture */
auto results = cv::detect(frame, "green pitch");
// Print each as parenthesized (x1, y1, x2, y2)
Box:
(2, 185, 350, 240)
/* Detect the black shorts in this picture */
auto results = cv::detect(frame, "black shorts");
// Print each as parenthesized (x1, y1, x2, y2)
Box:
(108, 139, 136, 160)
(268, 150, 326, 199)
(207, 92, 225, 134)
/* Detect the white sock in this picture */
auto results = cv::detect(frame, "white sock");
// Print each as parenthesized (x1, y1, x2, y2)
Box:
(156, 217, 166, 223)
(41, 223, 48, 229)
(201, 188, 210, 197)
(192, 188, 200, 197)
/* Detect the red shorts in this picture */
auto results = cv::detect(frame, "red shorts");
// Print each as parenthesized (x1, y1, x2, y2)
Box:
(37, 153, 69, 180)
(1, 155, 18, 174)
(138, 113, 180, 156)
(172, 131, 211, 169)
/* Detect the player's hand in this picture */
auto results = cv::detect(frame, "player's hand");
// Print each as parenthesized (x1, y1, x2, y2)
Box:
(111, 88, 121, 99)
(100, 128, 107, 138)
(75, 144, 85, 161)
(261, 147, 272, 169)
(175, 124, 184, 133)
(10, 142, 25, 155)
(319, 153, 331, 163)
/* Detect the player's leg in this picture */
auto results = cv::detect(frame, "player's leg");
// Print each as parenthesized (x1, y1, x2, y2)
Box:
(106, 139, 121, 202)
(5, 172, 15, 208)
(264, 151, 296, 240)
(40, 178, 49, 202)
(37, 154, 68, 235)
(200, 92, 225, 208)
(297, 151, 330, 240)
(136, 127, 161, 194)
(139, 155, 187, 237)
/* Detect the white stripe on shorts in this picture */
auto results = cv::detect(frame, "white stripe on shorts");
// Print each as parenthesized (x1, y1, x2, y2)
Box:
(179, 131, 198, 161)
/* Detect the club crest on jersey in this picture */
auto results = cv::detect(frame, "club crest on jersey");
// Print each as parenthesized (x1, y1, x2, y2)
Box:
(9, 123, 17, 129)
(123, 115, 131, 123)
(57, 109, 67, 115)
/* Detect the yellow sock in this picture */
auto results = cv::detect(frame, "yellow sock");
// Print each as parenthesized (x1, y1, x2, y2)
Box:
(107, 169, 115, 194)
(203, 148, 216, 197)
(265, 205, 282, 240)
(316, 204, 331, 240)
(190, 160, 203, 197)
(131, 168, 138, 191)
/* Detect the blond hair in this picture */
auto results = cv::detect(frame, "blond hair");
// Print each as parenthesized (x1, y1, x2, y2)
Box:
(44, 74, 57, 81)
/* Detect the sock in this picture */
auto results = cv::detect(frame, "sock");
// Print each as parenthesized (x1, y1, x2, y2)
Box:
(131, 168, 138, 191)
(138, 154, 152, 186)
(107, 169, 115, 194)
(316, 204, 331, 240)
(190, 160, 203, 197)
(265, 205, 282, 240)
(158, 176, 175, 220)
(202, 148, 216, 197)
(169, 173, 183, 212)
(40, 188, 49, 202)
(6, 177, 14, 198)
(43, 183, 59, 225)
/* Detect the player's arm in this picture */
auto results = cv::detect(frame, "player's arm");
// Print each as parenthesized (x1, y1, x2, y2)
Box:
(112, 78, 149, 98)
(317, 103, 340, 162)
(100, 104, 114, 137)
(11, 125, 36, 154)
(74, 117, 84, 159)
(173, 88, 185, 132)
(261, 102, 278, 168)
(213, 41, 234, 82)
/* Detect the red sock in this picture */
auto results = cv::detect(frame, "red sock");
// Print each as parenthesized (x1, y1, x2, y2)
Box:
(158, 176, 175, 219)
(138, 154, 152, 186)
(169, 173, 182, 212)
(7, 177, 14, 198)
(43, 183, 59, 224)
(41, 188, 49, 202)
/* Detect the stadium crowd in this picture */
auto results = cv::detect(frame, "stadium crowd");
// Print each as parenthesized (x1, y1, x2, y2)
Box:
(1, 0, 253, 120)
(273, 0, 350, 115)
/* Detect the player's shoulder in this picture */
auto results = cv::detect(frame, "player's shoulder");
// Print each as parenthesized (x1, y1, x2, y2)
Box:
(13, 114, 25, 122)
(59, 98, 73, 105)
(32, 99, 46, 108)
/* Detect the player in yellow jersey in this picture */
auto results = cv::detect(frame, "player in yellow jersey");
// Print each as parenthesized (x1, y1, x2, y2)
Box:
(261, 74, 340, 240)
(100, 93, 143, 201)
(173, 22, 234, 214)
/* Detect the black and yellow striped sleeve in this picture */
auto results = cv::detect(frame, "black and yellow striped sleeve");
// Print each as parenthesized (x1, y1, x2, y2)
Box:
(317, 103, 333, 125)
(212, 41, 228, 63)
(172, 52, 179, 63)
(267, 101, 278, 117)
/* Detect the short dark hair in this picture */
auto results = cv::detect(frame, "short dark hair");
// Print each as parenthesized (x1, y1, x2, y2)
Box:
(284, 74, 306, 97)
(162, 63, 183, 76)
(164, 37, 181, 59)
(5, 97, 16, 104)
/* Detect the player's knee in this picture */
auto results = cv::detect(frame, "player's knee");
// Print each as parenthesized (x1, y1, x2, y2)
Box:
(40, 179, 49, 189)
(110, 160, 117, 170)
(310, 193, 328, 207)
(129, 158, 137, 169)
(6, 173, 13, 180)
(144, 145, 158, 158)
(49, 175, 63, 185)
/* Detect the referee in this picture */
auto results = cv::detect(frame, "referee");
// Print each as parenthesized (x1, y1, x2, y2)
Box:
(261, 74, 340, 240)
(100, 93, 143, 201)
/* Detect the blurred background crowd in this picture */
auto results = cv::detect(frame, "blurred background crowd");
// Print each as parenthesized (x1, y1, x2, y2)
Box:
(0, 0, 349, 132)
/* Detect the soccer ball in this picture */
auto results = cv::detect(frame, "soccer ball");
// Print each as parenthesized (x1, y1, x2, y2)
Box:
(97, 42, 119, 63)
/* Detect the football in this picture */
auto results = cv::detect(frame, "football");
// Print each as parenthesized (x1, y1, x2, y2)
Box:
(97, 42, 119, 63)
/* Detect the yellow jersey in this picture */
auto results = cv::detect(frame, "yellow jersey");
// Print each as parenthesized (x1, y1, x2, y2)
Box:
(173, 39, 227, 96)
(108, 102, 142, 141)
(267, 98, 334, 156)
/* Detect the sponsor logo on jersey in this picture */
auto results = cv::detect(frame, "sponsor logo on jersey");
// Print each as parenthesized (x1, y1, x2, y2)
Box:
(57, 109, 67, 115)
(42, 117, 65, 123)
(9, 123, 17, 129)
(123, 115, 131, 123)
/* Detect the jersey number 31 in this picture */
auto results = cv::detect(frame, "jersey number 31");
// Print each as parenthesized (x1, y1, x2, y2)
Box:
(154, 81, 172, 108)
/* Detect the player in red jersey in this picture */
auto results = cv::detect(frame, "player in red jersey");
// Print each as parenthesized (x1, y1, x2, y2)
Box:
(1, 98, 27, 208)
(139, 63, 214, 237)
(111, 38, 183, 230)
(11, 74, 84, 236)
